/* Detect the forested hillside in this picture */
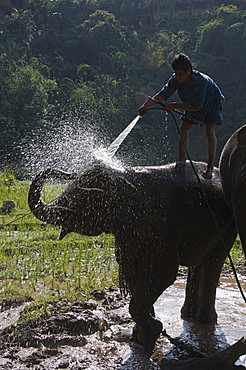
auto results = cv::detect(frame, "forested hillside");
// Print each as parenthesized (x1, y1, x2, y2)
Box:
(0, 1, 245, 171)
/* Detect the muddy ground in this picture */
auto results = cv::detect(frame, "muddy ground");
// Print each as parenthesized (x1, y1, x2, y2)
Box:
(0, 289, 159, 370)
(0, 269, 245, 370)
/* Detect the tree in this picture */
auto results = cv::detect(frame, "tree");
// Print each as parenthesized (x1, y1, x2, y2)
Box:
(1, 65, 57, 160)
(69, 83, 97, 114)
(0, 10, 37, 61)
(82, 10, 125, 57)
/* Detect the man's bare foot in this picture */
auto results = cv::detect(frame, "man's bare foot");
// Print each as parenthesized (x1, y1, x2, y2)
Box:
(202, 167, 213, 180)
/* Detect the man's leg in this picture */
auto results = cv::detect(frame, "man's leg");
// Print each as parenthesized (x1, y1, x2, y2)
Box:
(203, 123, 217, 179)
(179, 120, 193, 161)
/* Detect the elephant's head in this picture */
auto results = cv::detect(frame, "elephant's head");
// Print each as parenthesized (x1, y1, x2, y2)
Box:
(28, 163, 127, 239)
(219, 124, 246, 257)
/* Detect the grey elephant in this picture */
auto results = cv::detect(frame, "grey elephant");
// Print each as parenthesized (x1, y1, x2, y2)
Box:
(28, 160, 237, 352)
(219, 124, 246, 258)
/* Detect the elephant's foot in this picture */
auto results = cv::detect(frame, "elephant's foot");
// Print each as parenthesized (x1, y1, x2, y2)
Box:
(132, 317, 163, 353)
(181, 304, 217, 324)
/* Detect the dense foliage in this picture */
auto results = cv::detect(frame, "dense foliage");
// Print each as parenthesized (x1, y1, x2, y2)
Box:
(1, 1, 245, 171)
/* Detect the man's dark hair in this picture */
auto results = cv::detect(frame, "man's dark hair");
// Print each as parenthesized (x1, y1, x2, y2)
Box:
(172, 53, 192, 71)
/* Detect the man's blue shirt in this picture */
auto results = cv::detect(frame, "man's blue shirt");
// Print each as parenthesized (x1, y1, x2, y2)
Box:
(158, 70, 224, 119)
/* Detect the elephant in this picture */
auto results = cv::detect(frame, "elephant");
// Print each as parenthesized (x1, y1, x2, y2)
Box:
(219, 124, 246, 258)
(28, 160, 237, 352)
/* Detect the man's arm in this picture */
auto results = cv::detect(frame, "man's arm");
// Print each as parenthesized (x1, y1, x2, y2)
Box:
(138, 93, 164, 116)
(138, 74, 177, 116)
(163, 101, 200, 112)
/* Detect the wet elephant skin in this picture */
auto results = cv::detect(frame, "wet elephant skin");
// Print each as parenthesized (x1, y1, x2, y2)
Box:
(28, 160, 237, 352)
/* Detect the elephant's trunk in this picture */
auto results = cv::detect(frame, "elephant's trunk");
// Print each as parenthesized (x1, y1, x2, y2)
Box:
(28, 168, 76, 226)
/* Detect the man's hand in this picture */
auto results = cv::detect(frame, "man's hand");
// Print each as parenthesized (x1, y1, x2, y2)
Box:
(162, 102, 176, 112)
(138, 95, 166, 116)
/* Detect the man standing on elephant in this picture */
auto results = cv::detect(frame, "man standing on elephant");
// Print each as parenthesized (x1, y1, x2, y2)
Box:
(139, 53, 224, 179)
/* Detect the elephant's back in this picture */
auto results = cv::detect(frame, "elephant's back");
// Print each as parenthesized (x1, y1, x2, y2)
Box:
(132, 161, 221, 188)
(125, 162, 225, 217)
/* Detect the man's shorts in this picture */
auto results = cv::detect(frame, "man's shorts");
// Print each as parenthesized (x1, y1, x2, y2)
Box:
(183, 99, 223, 126)
(203, 99, 223, 125)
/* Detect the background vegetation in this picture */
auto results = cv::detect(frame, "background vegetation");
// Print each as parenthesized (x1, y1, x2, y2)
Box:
(0, 1, 246, 172)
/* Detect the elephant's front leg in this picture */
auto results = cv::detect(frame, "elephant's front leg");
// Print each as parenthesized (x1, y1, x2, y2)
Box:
(129, 252, 178, 352)
(129, 279, 163, 353)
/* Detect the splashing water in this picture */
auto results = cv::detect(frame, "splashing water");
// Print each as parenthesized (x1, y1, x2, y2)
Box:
(21, 114, 127, 176)
(94, 115, 141, 164)
(163, 112, 172, 160)
(107, 115, 142, 158)
(20, 112, 174, 176)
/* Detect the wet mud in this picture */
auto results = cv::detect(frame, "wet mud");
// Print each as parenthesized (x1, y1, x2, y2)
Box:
(0, 277, 245, 370)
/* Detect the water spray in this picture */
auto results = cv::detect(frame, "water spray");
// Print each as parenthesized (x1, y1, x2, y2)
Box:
(94, 115, 142, 166)
(106, 115, 142, 158)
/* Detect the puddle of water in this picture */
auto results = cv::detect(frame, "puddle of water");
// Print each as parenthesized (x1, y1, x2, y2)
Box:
(0, 305, 28, 331)
(154, 276, 246, 367)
